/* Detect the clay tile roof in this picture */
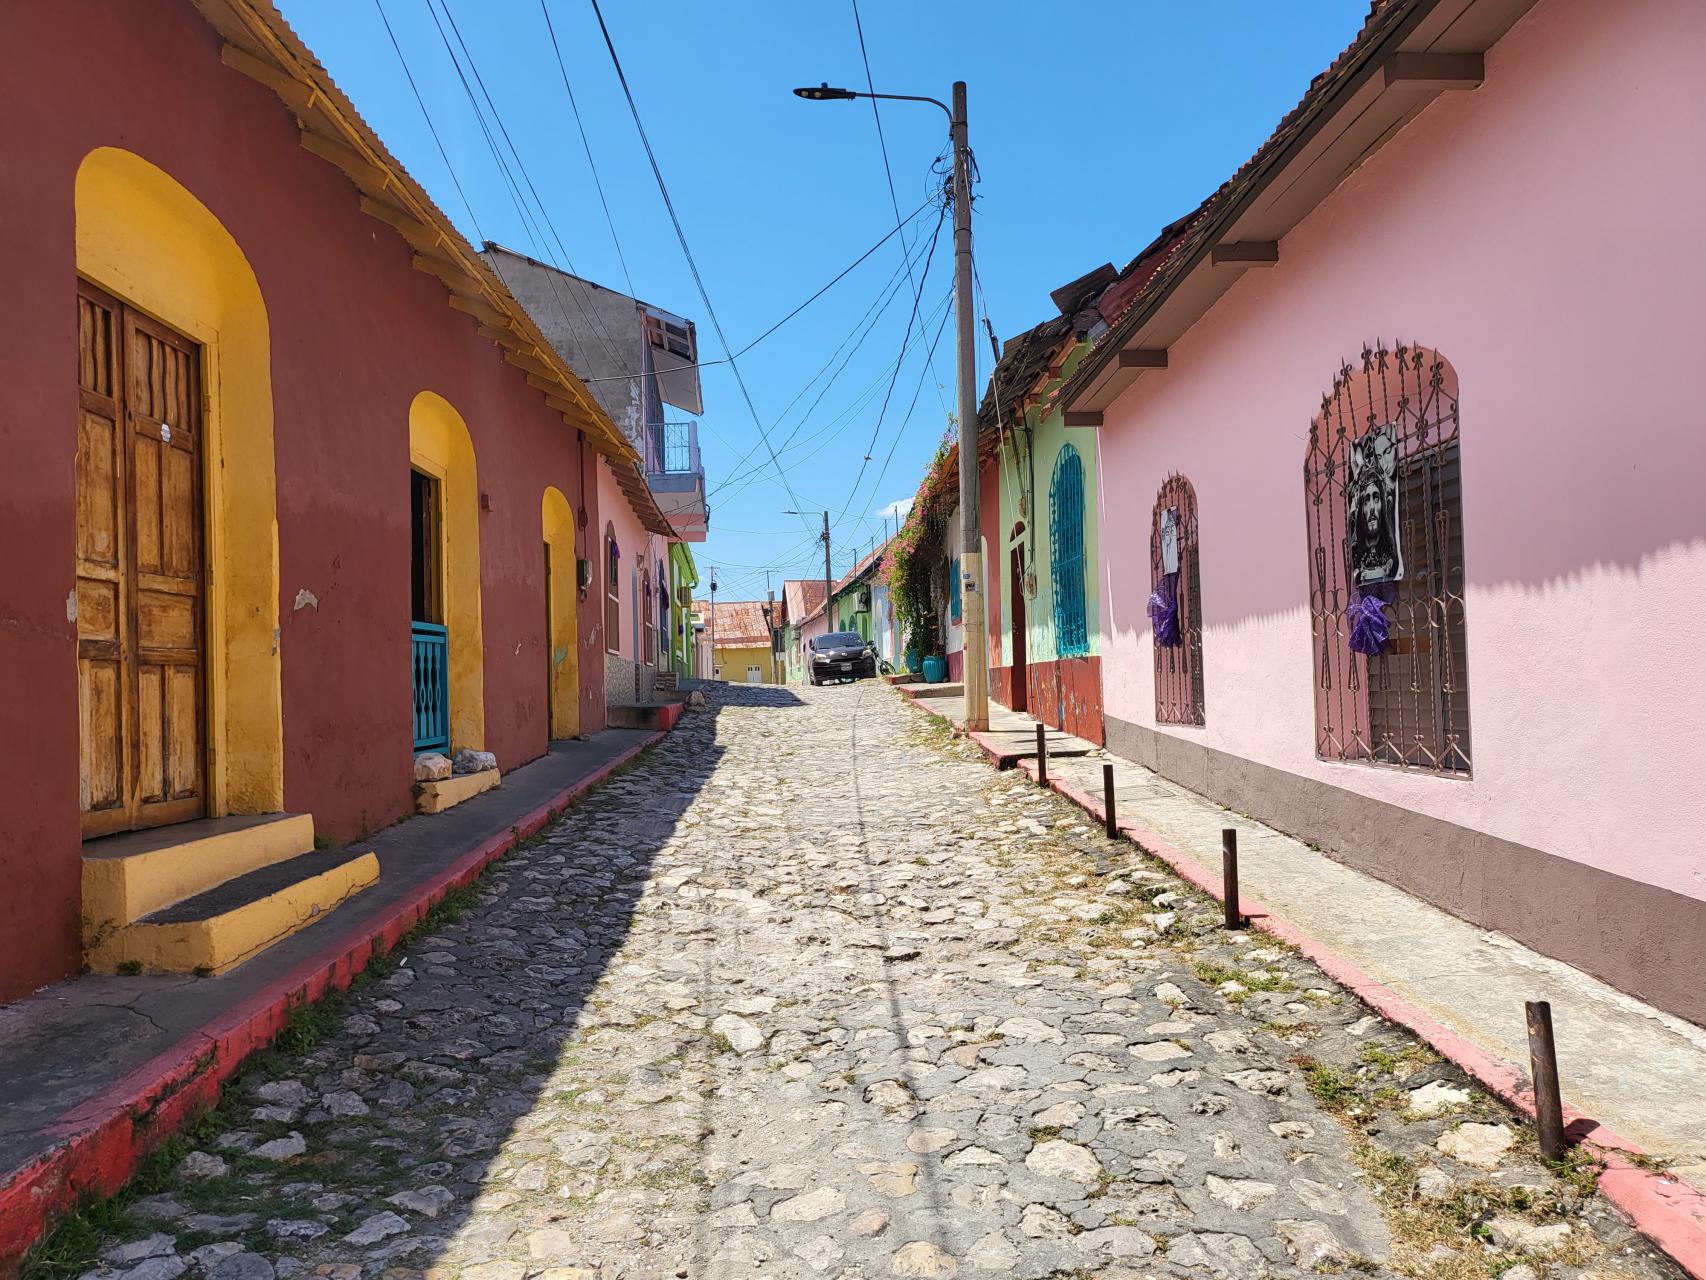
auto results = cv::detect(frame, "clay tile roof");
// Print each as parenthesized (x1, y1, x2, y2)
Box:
(1057, 0, 1415, 409)
(700, 600, 771, 648)
(976, 314, 1075, 431)
(783, 579, 827, 623)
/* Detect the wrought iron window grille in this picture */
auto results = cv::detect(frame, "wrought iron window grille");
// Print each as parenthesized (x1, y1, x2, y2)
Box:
(1151, 473, 1205, 726)
(1304, 342, 1471, 776)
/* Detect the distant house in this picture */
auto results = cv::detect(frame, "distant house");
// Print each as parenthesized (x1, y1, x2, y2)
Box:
(487, 246, 711, 706)
(700, 600, 779, 684)
(780, 580, 828, 683)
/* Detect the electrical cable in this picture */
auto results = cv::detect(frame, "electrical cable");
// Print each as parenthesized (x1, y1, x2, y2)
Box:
(587, 0, 814, 533)
(538, 0, 636, 298)
(832, 200, 948, 524)
(706, 212, 942, 496)
(431, 0, 635, 379)
(850, 0, 950, 421)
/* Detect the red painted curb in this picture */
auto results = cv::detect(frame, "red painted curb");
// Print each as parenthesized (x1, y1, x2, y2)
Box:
(0, 730, 667, 1273)
(894, 689, 1706, 1280)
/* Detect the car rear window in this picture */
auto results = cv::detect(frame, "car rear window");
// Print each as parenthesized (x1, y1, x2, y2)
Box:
(814, 632, 864, 649)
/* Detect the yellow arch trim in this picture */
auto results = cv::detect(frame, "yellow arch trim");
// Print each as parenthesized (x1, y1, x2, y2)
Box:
(409, 391, 485, 752)
(75, 147, 283, 816)
(542, 487, 580, 739)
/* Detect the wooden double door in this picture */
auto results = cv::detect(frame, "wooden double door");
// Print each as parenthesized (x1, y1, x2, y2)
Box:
(76, 281, 208, 839)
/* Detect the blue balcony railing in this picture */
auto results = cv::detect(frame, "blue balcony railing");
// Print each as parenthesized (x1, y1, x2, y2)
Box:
(411, 621, 450, 752)
(647, 419, 702, 477)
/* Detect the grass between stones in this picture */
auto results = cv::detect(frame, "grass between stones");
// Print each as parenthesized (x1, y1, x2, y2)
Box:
(896, 692, 1673, 1280)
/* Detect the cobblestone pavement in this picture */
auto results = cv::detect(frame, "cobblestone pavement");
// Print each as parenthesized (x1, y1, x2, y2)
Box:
(57, 684, 1681, 1280)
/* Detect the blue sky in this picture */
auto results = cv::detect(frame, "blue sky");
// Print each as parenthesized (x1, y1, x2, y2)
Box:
(280, 0, 1368, 603)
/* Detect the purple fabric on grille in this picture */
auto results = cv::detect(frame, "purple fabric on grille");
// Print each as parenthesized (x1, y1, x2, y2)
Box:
(1148, 573, 1182, 648)
(1348, 584, 1395, 656)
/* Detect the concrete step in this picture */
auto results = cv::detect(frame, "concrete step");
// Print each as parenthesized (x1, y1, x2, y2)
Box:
(88, 847, 379, 976)
(910, 681, 966, 699)
(81, 812, 316, 930)
(415, 767, 501, 815)
(607, 701, 685, 731)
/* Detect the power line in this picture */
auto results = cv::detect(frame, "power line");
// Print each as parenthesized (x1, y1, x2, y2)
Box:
(832, 199, 948, 523)
(430, 0, 634, 378)
(708, 224, 946, 498)
(850, 0, 949, 420)
(839, 292, 956, 536)
(587, 0, 813, 534)
(537, 0, 636, 298)
(712, 284, 953, 500)
(571, 194, 934, 386)
(373, 0, 486, 240)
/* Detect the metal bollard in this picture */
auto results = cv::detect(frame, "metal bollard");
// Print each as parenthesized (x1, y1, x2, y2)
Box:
(1035, 723, 1048, 787)
(1221, 828, 1241, 930)
(1526, 1000, 1567, 1162)
(1103, 763, 1118, 839)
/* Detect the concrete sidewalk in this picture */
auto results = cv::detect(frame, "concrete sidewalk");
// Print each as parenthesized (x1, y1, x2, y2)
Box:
(0, 726, 664, 1265)
(897, 687, 1706, 1190)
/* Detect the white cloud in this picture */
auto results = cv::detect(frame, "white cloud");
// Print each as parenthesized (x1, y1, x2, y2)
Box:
(876, 496, 914, 521)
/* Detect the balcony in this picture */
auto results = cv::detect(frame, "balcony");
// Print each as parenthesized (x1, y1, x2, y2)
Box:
(645, 419, 709, 542)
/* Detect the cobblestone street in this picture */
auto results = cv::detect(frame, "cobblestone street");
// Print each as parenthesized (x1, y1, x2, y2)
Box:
(59, 685, 1679, 1280)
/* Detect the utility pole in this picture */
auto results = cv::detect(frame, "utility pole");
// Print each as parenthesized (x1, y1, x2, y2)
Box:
(791, 78, 986, 724)
(951, 81, 988, 730)
(823, 511, 833, 633)
(709, 567, 718, 680)
(766, 588, 778, 685)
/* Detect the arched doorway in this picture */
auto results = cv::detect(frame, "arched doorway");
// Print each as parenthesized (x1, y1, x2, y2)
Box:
(542, 487, 579, 739)
(409, 391, 485, 754)
(74, 147, 281, 831)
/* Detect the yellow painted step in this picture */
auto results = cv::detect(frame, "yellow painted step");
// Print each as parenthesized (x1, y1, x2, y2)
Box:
(86, 848, 380, 976)
(415, 768, 500, 815)
(82, 813, 317, 930)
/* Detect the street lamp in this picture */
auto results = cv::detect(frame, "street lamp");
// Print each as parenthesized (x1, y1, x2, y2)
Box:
(791, 78, 989, 731)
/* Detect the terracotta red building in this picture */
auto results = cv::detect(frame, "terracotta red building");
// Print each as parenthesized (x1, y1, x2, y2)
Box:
(0, 0, 674, 1002)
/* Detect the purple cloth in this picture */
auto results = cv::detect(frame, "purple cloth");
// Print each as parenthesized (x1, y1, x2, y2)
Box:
(1149, 573, 1182, 648)
(1348, 585, 1395, 656)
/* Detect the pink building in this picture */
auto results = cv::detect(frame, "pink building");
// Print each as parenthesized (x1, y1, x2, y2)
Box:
(1063, 0, 1706, 1024)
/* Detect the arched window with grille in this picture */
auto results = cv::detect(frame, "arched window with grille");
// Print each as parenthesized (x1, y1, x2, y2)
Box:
(641, 566, 655, 663)
(658, 559, 670, 666)
(604, 525, 620, 655)
(1151, 474, 1204, 725)
(1049, 443, 1089, 657)
(1304, 342, 1470, 774)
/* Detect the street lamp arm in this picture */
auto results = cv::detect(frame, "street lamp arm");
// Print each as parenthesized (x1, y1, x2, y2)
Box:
(792, 83, 951, 123)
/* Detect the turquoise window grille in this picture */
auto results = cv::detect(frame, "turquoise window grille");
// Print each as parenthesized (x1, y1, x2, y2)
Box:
(949, 556, 962, 623)
(1050, 444, 1089, 656)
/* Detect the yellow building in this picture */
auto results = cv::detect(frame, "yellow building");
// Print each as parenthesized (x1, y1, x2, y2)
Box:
(700, 600, 782, 684)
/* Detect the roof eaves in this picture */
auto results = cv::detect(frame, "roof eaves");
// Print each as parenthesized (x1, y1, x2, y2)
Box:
(195, 0, 642, 469)
(1058, 0, 1435, 410)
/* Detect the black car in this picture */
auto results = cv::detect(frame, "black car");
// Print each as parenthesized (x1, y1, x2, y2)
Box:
(808, 631, 877, 684)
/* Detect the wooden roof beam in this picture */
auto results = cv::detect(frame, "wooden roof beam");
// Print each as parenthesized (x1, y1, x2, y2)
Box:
(1383, 52, 1485, 92)
(413, 252, 484, 296)
(1211, 241, 1279, 267)
(1117, 348, 1169, 370)
(447, 293, 510, 328)
(504, 349, 560, 381)
(358, 196, 440, 251)
(1064, 410, 1103, 428)
(221, 43, 317, 113)
(300, 129, 388, 190)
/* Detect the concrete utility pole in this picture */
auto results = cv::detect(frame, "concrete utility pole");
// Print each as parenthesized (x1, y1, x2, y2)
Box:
(709, 567, 718, 679)
(792, 78, 986, 726)
(823, 511, 833, 632)
(764, 586, 777, 685)
(950, 82, 988, 730)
